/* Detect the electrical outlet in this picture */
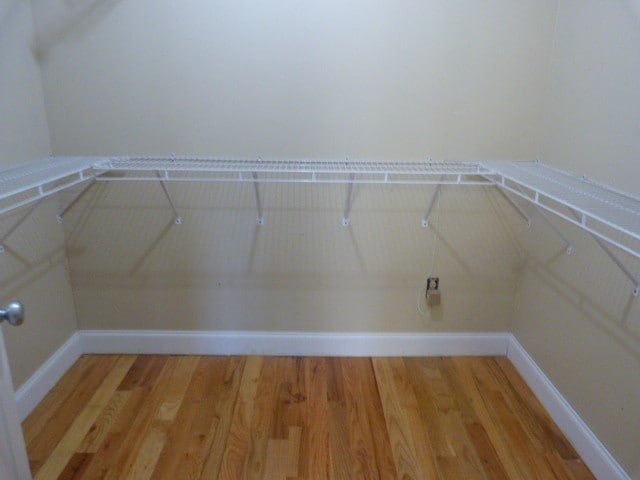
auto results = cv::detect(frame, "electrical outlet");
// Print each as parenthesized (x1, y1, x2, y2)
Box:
(426, 277, 441, 306)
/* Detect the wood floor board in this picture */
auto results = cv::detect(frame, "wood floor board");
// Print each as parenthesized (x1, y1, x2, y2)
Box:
(449, 356, 530, 479)
(77, 389, 131, 453)
(341, 357, 383, 480)
(27, 355, 121, 472)
(149, 357, 221, 480)
(372, 357, 438, 480)
(304, 357, 329, 480)
(34, 355, 136, 480)
(72, 386, 149, 480)
(328, 400, 355, 480)
(217, 356, 263, 480)
(101, 356, 177, 480)
(57, 452, 93, 480)
(464, 420, 511, 480)
(23, 354, 596, 480)
(198, 356, 245, 480)
(22, 355, 101, 446)
(354, 358, 398, 480)
(494, 356, 581, 460)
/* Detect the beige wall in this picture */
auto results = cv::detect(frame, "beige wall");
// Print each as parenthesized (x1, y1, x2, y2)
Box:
(32, 0, 557, 159)
(62, 181, 525, 332)
(539, 0, 640, 197)
(514, 0, 640, 476)
(31, 0, 558, 333)
(0, 0, 77, 388)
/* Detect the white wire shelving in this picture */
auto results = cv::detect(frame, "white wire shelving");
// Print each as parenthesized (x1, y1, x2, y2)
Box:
(485, 161, 640, 256)
(1, 156, 639, 291)
(94, 157, 493, 185)
(0, 157, 97, 215)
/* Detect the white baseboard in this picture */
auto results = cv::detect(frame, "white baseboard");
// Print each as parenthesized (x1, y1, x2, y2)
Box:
(78, 330, 511, 357)
(15, 330, 507, 421)
(15, 332, 82, 422)
(507, 335, 630, 480)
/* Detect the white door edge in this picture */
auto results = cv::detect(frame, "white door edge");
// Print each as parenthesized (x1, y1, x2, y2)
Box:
(0, 327, 32, 479)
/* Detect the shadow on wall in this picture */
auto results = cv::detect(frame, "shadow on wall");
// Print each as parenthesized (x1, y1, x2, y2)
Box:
(0, 202, 69, 300)
(58, 180, 527, 331)
(30, 0, 124, 63)
(519, 225, 640, 362)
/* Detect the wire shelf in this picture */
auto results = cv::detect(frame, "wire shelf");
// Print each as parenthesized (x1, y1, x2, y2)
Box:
(485, 161, 640, 259)
(0, 157, 97, 215)
(94, 157, 491, 184)
(1, 156, 639, 262)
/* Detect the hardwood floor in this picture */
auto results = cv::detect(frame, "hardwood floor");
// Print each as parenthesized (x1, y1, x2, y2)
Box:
(23, 355, 595, 479)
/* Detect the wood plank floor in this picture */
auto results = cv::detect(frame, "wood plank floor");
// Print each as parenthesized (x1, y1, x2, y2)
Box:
(23, 355, 595, 480)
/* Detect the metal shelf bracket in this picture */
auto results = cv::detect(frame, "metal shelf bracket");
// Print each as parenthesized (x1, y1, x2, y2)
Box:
(536, 208, 575, 256)
(489, 181, 532, 228)
(567, 209, 639, 296)
(57, 178, 96, 223)
(422, 184, 442, 228)
(509, 184, 574, 255)
(252, 169, 264, 226)
(342, 171, 355, 226)
(156, 171, 182, 224)
(1, 157, 639, 263)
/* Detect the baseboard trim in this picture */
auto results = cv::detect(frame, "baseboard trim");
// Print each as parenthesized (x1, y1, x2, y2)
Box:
(507, 335, 630, 480)
(79, 330, 511, 357)
(15, 332, 82, 422)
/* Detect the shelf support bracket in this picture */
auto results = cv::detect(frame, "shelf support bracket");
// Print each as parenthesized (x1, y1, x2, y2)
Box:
(156, 171, 182, 224)
(57, 178, 96, 223)
(342, 173, 355, 226)
(0, 199, 43, 253)
(252, 171, 264, 225)
(568, 210, 639, 296)
(536, 209, 575, 255)
(422, 183, 442, 227)
(490, 182, 532, 228)
(511, 184, 574, 255)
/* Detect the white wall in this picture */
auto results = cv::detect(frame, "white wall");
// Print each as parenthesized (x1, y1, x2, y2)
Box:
(0, 0, 78, 388)
(515, 0, 640, 476)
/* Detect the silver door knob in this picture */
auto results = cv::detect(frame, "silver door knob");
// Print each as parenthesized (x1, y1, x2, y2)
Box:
(0, 301, 24, 326)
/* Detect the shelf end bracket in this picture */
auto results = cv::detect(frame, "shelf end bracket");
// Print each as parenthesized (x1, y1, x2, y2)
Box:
(422, 183, 442, 228)
(342, 172, 356, 227)
(252, 171, 264, 225)
(488, 179, 531, 228)
(156, 171, 182, 224)
(568, 209, 639, 296)
(57, 178, 97, 223)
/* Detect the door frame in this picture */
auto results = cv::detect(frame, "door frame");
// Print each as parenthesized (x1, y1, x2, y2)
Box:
(0, 327, 32, 479)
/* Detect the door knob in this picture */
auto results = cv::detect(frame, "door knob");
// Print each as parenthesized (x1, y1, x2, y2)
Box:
(0, 301, 24, 326)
